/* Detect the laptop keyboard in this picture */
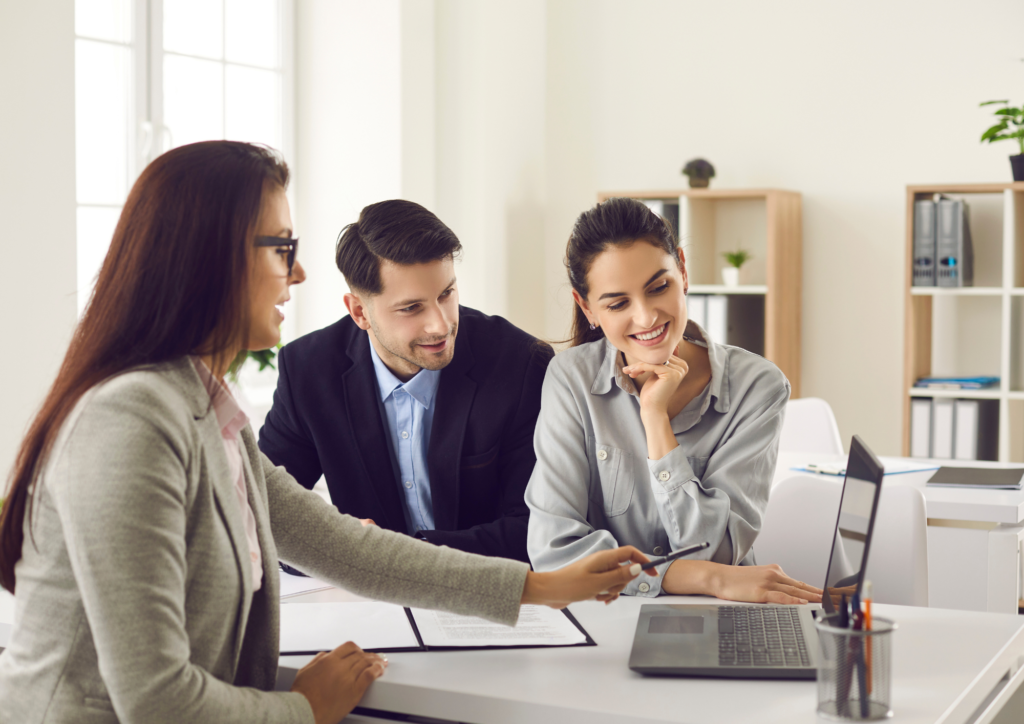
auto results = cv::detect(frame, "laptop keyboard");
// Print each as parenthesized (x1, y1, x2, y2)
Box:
(717, 606, 810, 668)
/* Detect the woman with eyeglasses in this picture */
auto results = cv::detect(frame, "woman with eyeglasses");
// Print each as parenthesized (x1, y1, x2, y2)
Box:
(0, 142, 651, 724)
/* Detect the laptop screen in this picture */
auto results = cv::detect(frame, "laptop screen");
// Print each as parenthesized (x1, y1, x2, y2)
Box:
(820, 435, 885, 614)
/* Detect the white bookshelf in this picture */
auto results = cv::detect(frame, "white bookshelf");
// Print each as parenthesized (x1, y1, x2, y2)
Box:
(903, 183, 1024, 462)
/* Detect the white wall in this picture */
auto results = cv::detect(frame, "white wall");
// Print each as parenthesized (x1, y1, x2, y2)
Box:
(434, 0, 547, 334)
(0, 1, 78, 486)
(539, 0, 1024, 454)
(293, 0, 404, 336)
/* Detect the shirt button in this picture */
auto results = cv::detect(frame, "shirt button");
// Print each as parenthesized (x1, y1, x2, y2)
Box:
(653, 546, 664, 556)
(596, 449, 608, 461)
(250, 551, 258, 561)
(404, 481, 413, 489)
(658, 470, 671, 482)
(401, 431, 409, 439)
(638, 582, 651, 593)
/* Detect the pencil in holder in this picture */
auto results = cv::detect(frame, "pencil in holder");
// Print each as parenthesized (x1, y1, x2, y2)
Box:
(814, 613, 896, 721)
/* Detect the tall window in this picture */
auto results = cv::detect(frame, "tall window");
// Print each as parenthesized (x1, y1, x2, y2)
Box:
(75, 0, 293, 314)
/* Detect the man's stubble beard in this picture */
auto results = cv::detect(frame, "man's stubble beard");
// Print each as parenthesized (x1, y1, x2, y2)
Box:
(369, 317, 458, 373)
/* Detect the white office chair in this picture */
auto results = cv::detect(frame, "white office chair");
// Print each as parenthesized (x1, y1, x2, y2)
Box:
(779, 397, 844, 455)
(756, 475, 929, 607)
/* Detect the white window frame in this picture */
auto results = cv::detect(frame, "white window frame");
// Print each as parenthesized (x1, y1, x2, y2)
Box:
(75, 0, 296, 313)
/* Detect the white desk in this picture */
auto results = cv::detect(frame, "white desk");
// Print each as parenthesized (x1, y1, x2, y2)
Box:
(3, 585, 1022, 723)
(278, 589, 1024, 724)
(776, 452, 1024, 614)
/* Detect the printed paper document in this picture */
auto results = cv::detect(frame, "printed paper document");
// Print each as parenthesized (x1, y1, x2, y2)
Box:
(409, 605, 587, 647)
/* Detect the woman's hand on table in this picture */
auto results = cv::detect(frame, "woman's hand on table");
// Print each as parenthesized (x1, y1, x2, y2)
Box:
(521, 546, 656, 608)
(663, 560, 823, 604)
(291, 641, 387, 724)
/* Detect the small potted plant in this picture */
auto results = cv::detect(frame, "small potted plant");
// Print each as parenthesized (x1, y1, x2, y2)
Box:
(682, 158, 716, 188)
(721, 248, 751, 287)
(979, 100, 1024, 181)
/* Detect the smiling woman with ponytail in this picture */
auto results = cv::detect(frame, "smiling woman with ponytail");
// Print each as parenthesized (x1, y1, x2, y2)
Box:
(525, 197, 823, 607)
(0, 143, 651, 724)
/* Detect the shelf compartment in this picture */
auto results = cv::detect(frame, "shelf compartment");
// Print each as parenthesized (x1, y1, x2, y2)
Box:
(1008, 400, 1024, 463)
(1011, 296, 1024, 392)
(929, 294, 1002, 380)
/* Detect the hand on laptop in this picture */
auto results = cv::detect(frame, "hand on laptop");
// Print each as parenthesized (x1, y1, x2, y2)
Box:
(663, 561, 823, 604)
(521, 546, 657, 609)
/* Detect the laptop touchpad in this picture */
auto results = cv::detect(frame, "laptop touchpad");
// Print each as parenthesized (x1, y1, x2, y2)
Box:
(648, 616, 704, 634)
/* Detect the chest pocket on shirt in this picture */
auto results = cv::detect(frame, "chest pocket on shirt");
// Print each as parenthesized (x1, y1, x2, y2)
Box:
(687, 456, 709, 482)
(589, 440, 635, 517)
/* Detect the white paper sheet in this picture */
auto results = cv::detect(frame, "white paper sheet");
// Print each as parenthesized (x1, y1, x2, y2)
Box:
(409, 604, 587, 648)
(279, 570, 334, 599)
(279, 602, 419, 653)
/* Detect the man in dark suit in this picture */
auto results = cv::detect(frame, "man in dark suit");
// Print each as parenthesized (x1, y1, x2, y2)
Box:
(259, 200, 551, 562)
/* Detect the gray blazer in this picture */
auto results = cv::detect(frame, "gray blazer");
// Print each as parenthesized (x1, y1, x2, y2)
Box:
(0, 358, 529, 724)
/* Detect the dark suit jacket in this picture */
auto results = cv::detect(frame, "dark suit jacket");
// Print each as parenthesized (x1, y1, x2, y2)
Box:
(258, 306, 551, 562)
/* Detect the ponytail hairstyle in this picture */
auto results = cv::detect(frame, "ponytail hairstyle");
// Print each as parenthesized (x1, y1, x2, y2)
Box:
(565, 197, 684, 347)
(0, 141, 289, 593)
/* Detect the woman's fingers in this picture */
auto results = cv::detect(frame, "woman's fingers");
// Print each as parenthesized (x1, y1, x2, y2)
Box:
(765, 590, 809, 605)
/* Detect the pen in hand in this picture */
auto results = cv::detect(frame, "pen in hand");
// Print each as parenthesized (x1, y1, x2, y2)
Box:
(638, 541, 711, 571)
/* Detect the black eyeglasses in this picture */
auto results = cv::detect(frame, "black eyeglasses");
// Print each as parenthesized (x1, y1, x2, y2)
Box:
(254, 236, 299, 276)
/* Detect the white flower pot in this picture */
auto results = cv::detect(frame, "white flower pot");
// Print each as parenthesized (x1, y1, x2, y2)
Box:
(722, 267, 740, 287)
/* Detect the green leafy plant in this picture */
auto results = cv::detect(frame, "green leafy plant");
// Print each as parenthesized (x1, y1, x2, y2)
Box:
(228, 346, 281, 382)
(722, 249, 752, 269)
(980, 100, 1024, 155)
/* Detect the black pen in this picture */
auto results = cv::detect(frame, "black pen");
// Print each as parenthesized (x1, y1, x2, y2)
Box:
(639, 542, 711, 571)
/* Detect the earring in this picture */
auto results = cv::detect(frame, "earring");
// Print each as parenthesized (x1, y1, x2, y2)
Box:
(589, 323, 597, 331)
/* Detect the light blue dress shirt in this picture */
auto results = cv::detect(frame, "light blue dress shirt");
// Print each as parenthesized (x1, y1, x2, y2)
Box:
(369, 343, 441, 534)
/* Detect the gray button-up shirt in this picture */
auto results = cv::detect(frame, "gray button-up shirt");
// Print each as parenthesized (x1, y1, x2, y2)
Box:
(525, 321, 790, 597)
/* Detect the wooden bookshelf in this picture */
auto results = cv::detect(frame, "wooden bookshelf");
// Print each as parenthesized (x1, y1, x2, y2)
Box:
(902, 182, 1024, 461)
(598, 189, 803, 397)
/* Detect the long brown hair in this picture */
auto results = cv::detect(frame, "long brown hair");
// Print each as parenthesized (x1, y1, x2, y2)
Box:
(564, 197, 683, 347)
(0, 141, 289, 592)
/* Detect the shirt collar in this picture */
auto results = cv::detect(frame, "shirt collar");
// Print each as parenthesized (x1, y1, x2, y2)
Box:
(190, 356, 248, 440)
(369, 342, 442, 410)
(589, 320, 730, 413)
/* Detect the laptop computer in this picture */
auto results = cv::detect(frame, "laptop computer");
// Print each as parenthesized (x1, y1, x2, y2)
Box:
(628, 434, 885, 679)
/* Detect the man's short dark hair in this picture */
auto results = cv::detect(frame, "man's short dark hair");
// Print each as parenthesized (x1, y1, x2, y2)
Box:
(335, 199, 462, 294)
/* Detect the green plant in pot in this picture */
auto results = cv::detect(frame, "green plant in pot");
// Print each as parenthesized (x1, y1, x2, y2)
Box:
(979, 100, 1024, 181)
(721, 248, 751, 287)
(682, 158, 716, 189)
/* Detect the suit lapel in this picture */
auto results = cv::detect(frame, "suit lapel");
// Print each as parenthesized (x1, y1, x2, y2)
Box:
(167, 358, 254, 660)
(344, 333, 409, 533)
(427, 336, 476, 532)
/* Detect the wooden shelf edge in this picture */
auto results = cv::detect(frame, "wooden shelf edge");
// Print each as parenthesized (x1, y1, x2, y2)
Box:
(689, 285, 768, 295)
(597, 188, 801, 201)
(908, 389, 1003, 400)
(907, 182, 1024, 195)
(910, 287, 1005, 296)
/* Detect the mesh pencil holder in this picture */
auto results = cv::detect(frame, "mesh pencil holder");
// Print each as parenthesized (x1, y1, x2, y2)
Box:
(814, 614, 896, 721)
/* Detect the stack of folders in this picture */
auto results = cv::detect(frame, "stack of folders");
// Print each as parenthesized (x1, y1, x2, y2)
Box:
(687, 294, 765, 356)
(913, 376, 999, 390)
(912, 196, 974, 287)
(910, 397, 998, 461)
